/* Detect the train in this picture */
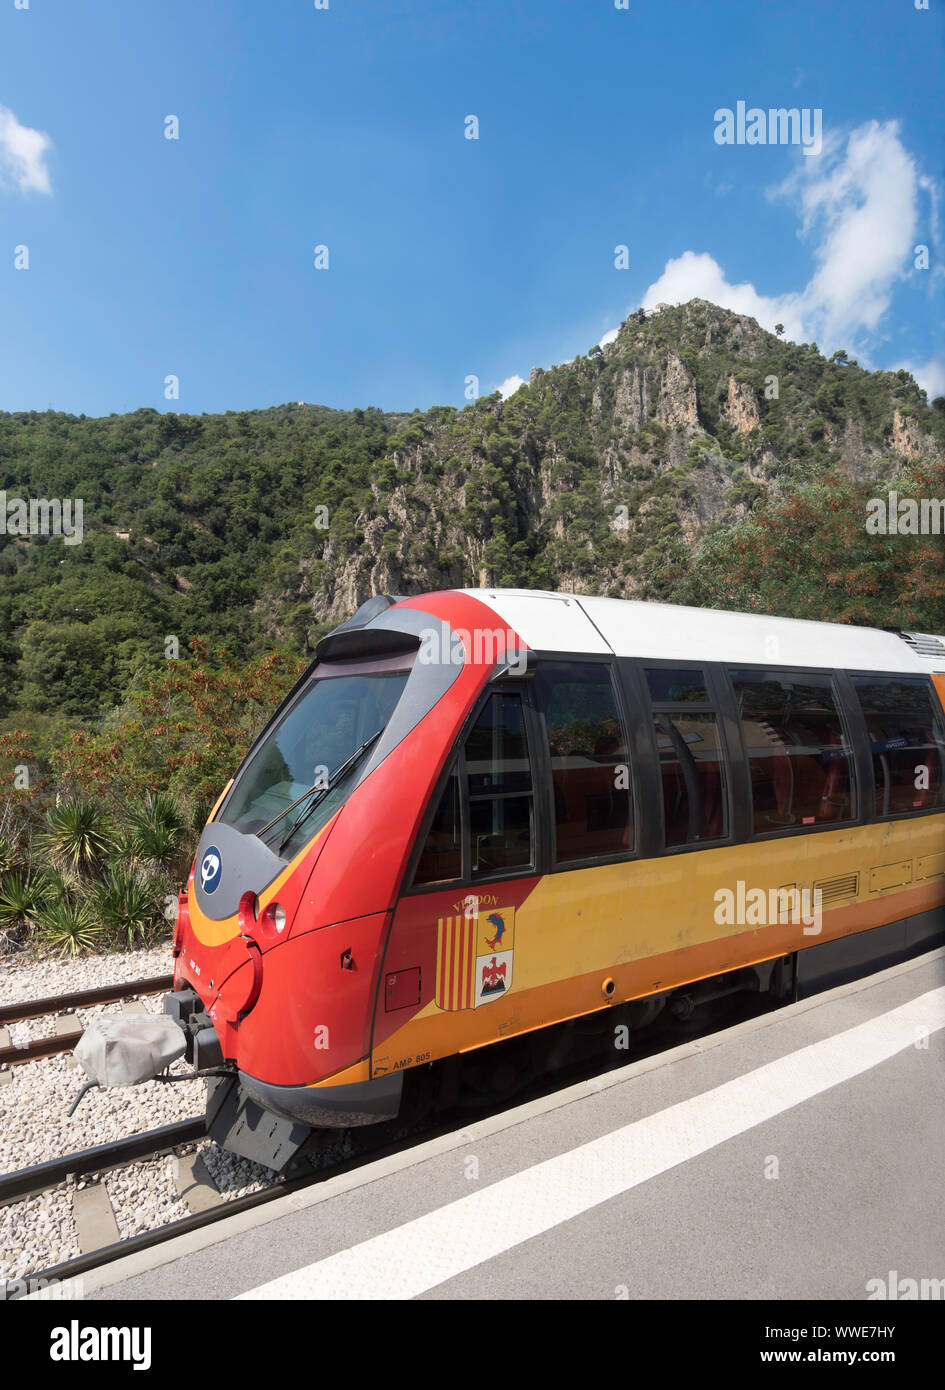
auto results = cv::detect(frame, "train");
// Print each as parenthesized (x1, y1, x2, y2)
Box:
(105, 589, 945, 1170)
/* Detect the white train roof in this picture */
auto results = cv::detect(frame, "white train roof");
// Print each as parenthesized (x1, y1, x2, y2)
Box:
(461, 589, 945, 675)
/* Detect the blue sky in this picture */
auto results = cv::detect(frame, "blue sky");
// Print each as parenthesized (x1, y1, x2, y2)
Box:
(1, 0, 943, 417)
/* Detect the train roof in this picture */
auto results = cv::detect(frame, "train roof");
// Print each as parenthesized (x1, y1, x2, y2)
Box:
(457, 589, 945, 675)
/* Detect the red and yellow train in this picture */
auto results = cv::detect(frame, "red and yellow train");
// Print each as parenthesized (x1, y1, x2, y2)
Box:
(162, 590, 945, 1168)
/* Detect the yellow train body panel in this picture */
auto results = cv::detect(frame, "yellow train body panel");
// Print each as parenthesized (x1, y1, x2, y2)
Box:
(372, 814, 945, 1077)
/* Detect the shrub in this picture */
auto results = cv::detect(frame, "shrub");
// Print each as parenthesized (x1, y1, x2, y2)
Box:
(0, 870, 47, 951)
(125, 792, 190, 875)
(89, 866, 168, 950)
(33, 895, 103, 957)
(38, 799, 112, 876)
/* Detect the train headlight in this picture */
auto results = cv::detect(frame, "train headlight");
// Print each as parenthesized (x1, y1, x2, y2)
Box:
(238, 892, 287, 944)
(259, 901, 287, 940)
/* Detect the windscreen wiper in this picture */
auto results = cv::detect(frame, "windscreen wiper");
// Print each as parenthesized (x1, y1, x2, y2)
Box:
(256, 780, 332, 841)
(264, 729, 382, 856)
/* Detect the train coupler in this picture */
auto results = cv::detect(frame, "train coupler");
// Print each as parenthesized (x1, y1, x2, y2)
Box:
(73, 1014, 186, 1088)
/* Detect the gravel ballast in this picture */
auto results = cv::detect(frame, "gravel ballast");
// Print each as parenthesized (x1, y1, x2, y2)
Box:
(0, 944, 283, 1281)
(0, 943, 174, 1008)
(0, 942, 361, 1284)
(0, 1051, 205, 1173)
(107, 1155, 192, 1239)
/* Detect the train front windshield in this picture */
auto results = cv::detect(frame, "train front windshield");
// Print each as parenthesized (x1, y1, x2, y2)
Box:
(218, 655, 413, 858)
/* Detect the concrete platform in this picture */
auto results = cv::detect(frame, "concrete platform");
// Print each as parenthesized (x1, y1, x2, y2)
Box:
(72, 948, 945, 1301)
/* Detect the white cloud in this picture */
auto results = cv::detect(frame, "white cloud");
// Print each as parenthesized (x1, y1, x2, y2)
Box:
(703, 167, 733, 199)
(0, 104, 52, 194)
(642, 120, 929, 358)
(642, 249, 806, 341)
(498, 374, 527, 399)
(598, 327, 620, 347)
(492, 121, 936, 394)
(788, 121, 919, 342)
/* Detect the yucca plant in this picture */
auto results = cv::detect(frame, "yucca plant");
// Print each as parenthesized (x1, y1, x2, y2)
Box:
(33, 895, 103, 957)
(104, 826, 138, 866)
(190, 797, 212, 835)
(0, 835, 25, 877)
(42, 866, 82, 902)
(125, 792, 187, 871)
(89, 866, 166, 950)
(0, 870, 47, 931)
(38, 799, 112, 876)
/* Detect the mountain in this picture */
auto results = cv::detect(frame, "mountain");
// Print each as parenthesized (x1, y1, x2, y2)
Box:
(1, 299, 943, 722)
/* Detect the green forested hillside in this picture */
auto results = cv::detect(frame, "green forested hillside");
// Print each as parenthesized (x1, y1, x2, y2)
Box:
(1, 298, 943, 728)
(0, 404, 401, 717)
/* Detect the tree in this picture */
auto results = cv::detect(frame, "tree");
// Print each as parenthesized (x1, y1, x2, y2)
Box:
(775, 323, 784, 337)
(53, 639, 303, 812)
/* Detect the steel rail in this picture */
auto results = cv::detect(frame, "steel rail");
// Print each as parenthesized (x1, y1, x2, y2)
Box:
(0, 974, 173, 1026)
(3, 1116, 435, 1297)
(0, 1117, 206, 1206)
(0, 1033, 80, 1067)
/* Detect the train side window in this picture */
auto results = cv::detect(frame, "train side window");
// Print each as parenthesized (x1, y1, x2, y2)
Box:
(464, 691, 535, 877)
(653, 712, 729, 844)
(730, 670, 856, 831)
(412, 691, 535, 886)
(852, 676, 945, 815)
(534, 661, 633, 862)
(645, 668, 710, 704)
(413, 768, 461, 885)
(646, 668, 729, 847)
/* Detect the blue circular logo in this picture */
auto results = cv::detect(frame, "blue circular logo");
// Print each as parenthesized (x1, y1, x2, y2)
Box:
(200, 847, 222, 895)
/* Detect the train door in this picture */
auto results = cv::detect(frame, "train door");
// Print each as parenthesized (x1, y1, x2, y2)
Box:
(369, 680, 547, 1080)
(371, 659, 644, 1082)
(523, 659, 639, 1004)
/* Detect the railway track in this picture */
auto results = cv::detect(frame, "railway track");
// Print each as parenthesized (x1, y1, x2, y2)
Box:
(0, 974, 173, 1069)
(2, 985, 782, 1297)
(0, 1117, 207, 1206)
(4, 1104, 436, 1296)
(8, 1148, 328, 1293)
(0, 1092, 424, 1298)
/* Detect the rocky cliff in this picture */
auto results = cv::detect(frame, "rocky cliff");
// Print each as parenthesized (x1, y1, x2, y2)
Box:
(302, 299, 943, 624)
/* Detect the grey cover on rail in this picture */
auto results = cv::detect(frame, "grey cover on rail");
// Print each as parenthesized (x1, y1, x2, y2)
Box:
(74, 1014, 186, 1087)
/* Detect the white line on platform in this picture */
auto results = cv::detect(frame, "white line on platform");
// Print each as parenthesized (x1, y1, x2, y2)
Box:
(237, 986, 945, 1301)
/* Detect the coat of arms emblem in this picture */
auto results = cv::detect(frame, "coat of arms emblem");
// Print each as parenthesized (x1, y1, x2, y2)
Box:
(435, 907, 515, 1011)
